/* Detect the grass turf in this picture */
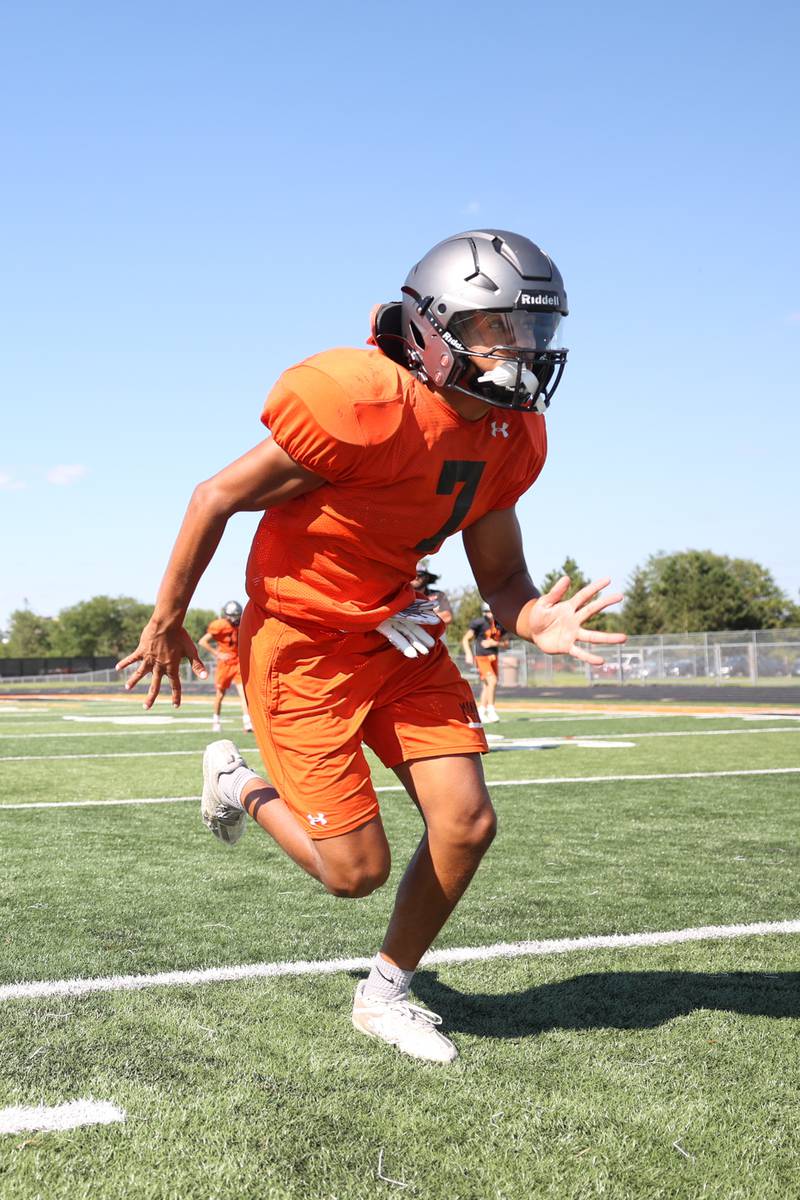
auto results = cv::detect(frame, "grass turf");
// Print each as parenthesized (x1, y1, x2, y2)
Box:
(1, 697, 799, 1198)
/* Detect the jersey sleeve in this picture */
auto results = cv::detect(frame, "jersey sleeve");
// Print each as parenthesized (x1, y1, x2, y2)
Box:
(261, 364, 366, 481)
(469, 618, 484, 636)
(206, 619, 226, 641)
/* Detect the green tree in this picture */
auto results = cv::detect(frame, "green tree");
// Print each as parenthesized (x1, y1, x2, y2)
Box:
(625, 550, 797, 633)
(1, 606, 56, 656)
(184, 608, 218, 644)
(446, 586, 484, 651)
(49, 596, 152, 657)
(621, 566, 658, 635)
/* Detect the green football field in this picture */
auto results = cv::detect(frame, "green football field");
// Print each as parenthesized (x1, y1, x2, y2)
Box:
(1, 694, 799, 1199)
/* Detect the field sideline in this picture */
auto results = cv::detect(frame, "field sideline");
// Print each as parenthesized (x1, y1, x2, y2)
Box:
(1, 694, 799, 1199)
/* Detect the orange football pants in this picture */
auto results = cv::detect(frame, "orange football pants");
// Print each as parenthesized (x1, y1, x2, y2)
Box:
(214, 656, 242, 692)
(240, 603, 487, 839)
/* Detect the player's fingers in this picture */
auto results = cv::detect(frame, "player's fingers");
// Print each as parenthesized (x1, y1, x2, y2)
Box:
(377, 619, 419, 658)
(576, 594, 624, 622)
(568, 644, 605, 666)
(578, 629, 628, 645)
(124, 662, 150, 691)
(116, 649, 142, 672)
(167, 667, 182, 709)
(191, 655, 208, 680)
(570, 577, 612, 608)
(544, 575, 571, 602)
(143, 664, 165, 709)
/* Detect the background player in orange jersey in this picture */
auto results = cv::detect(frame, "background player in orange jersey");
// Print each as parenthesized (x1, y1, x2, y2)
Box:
(197, 601, 254, 734)
(462, 601, 511, 724)
(118, 229, 626, 1064)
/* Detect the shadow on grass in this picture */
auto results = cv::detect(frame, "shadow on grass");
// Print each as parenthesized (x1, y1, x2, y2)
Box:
(407, 969, 800, 1036)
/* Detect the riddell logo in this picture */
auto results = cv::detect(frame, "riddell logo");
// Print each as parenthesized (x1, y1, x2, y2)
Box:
(442, 330, 465, 350)
(516, 291, 561, 309)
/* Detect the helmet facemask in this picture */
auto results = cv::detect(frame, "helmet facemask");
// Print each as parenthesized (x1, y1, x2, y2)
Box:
(404, 298, 567, 413)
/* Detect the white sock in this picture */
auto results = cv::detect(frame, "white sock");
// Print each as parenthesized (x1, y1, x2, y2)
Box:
(219, 764, 258, 811)
(363, 954, 415, 1003)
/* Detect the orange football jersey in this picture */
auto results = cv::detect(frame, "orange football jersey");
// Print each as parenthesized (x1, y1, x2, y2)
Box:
(206, 618, 239, 658)
(246, 348, 547, 631)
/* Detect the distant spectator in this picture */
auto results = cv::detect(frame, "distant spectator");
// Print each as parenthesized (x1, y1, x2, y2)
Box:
(461, 601, 510, 724)
(412, 559, 453, 625)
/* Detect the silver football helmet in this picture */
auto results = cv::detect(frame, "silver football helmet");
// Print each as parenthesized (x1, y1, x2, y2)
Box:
(400, 229, 568, 412)
(221, 601, 243, 626)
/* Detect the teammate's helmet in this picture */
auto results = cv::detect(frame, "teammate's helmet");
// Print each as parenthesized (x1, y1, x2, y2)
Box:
(222, 601, 243, 625)
(400, 229, 568, 413)
(480, 601, 492, 614)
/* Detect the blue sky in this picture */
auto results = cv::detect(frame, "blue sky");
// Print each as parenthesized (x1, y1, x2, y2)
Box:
(2, 0, 798, 631)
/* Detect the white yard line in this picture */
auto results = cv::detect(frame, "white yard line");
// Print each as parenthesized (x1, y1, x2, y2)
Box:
(0, 724, 227, 734)
(551, 726, 800, 741)
(4, 725, 800, 762)
(1, 918, 797, 1003)
(2, 766, 799, 811)
(0, 750, 206, 762)
(0, 1100, 125, 1134)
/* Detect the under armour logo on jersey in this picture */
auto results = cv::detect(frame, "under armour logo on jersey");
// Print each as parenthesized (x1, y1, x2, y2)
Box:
(307, 812, 328, 827)
(490, 420, 509, 439)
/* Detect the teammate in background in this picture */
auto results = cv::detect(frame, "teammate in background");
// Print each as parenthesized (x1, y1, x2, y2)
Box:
(118, 229, 625, 1064)
(412, 559, 453, 625)
(462, 601, 510, 724)
(198, 602, 253, 734)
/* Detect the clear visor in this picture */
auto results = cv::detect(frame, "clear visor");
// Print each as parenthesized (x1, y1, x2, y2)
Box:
(449, 309, 563, 354)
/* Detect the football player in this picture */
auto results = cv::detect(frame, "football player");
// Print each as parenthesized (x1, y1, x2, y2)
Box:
(412, 559, 453, 626)
(198, 601, 253, 734)
(462, 601, 510, 723)
(118, 229, 625, 1064)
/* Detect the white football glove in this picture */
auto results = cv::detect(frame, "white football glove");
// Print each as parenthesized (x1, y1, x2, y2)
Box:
(377, 600, 440, 658)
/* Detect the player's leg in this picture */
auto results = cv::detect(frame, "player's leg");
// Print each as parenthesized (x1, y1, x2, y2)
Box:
(380, 753, 495, 969)
(212, 686, 224, 733)
(240, 775, 390, 896)
(233, 680, 253, 733)
(475, 657, 490, 720)
(202, 742, 391, 896)
(351, 753, 493, 1064)
(484, 661, 500, 722)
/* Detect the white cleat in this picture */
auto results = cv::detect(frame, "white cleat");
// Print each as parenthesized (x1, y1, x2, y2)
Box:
(201, 739, 248, 845)
(478, 706, 487, 723)
(211, 717, 222, 733)
(352, 981, 458, 1064)
(483, 705, 500, 724)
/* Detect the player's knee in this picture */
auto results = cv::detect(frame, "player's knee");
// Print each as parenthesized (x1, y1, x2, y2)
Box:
(467, 803, 497, 852)
(325, 857, 391, 899)
(445, 800, 497, 857)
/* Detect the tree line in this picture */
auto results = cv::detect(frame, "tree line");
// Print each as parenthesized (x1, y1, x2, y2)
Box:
(2, 550, 798, 658)
(447, 550, 800, 647)
(0, 597, 216, 659)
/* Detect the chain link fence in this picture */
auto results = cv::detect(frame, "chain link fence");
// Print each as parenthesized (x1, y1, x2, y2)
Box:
(483, 628, 800, 688)
(3, 633, 800, 689)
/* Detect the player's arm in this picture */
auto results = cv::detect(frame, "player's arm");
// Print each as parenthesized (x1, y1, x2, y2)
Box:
(197, 632, 218, 659)
(117, 438, 324, 707)
(461, 628, 476, 663)
(462, 507, 626, 666)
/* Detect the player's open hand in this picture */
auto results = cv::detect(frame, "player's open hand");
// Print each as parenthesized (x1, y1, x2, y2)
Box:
(115, 621, 208, 709)
(523, 576, 626, 665)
